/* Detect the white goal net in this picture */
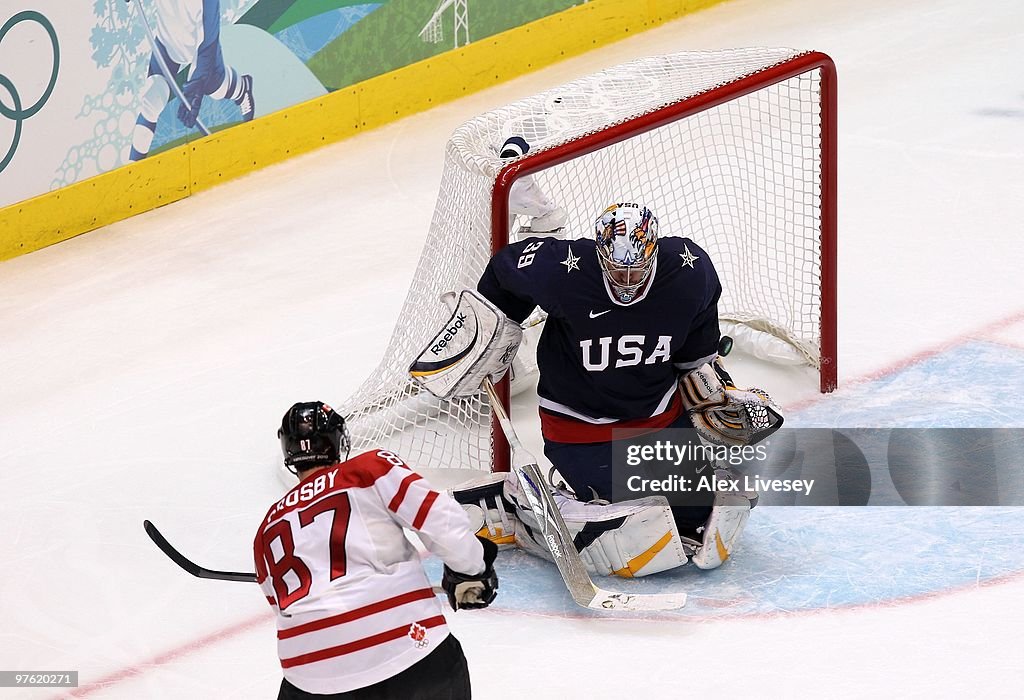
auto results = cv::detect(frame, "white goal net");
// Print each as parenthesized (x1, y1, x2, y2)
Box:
(339, 47, 837, 473)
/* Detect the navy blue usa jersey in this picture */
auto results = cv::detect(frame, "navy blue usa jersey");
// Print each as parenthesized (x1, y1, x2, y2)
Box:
(478, 236, 721, 422)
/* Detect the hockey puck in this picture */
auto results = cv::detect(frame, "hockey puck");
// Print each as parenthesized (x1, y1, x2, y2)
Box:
(718, 335, 733, 356)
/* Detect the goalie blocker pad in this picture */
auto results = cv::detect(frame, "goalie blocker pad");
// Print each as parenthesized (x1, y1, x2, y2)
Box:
(409, 290, 523, 400)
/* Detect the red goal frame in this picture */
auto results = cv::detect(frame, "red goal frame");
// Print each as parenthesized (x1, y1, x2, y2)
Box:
(487, 51, 838, 474)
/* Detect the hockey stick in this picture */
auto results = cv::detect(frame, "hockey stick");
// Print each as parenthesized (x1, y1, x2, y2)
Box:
(144, 520, 257, 582)
(481, 379, 687, 611)
(127, 0, 212, 136)
(145, 520, 449, 596)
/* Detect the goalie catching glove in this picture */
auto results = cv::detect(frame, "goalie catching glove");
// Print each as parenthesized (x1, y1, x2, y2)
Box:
(441, 536, 499, 610)
(409, 290, 523, 399)
(680, 359, 784, 447)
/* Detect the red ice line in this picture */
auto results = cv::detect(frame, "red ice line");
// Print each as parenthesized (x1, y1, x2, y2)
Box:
(53, 613, 271, 699)
(789, 306, 1024, 412)
(55, 308, 1024, 698)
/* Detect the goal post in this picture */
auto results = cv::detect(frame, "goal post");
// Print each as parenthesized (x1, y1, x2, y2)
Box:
(340, 48, 837, 474)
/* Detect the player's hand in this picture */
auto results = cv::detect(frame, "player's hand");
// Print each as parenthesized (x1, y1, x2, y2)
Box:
(442, 537, 498, 610)
(176, 45, 222, 130)
(177, 81, 205, 129)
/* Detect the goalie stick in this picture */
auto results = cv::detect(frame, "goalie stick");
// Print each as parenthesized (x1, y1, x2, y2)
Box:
(480, 378, 686, 612)
(424, 292, 686, 610)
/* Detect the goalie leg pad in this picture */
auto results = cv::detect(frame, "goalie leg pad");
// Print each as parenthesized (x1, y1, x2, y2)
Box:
(691, 488, 753, 570)
(555, 493, 690, 577)
(451, 472, 521, 548)
(501, 473, 689, 577)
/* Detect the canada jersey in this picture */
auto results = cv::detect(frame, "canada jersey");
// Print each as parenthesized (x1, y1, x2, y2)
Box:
(478, 236, 721, 426)
(253, 450, 484, 695)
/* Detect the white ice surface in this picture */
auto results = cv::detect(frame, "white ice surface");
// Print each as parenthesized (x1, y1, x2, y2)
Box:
(2, 0, 1024, 697)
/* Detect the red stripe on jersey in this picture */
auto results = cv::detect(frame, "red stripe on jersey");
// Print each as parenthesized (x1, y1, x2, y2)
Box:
(281, 615, 447, 668)
(539, 394, 684, 443)
(266, 596, 277, 606)
(264, 452, 402, 526)
(277, 588, 436, 640)
(412, 491, 439, 530)
(334, 453, 403, 490)
(387, 473, 423, 513)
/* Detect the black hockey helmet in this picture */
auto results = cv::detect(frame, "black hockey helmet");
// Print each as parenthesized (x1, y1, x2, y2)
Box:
(278, 402, 351, 474)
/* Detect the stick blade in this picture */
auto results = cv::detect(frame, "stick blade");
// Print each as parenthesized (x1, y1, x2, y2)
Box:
(588, 587, 687, 612)
(144, 519, 200, 576)
(143, 520, 257, 583)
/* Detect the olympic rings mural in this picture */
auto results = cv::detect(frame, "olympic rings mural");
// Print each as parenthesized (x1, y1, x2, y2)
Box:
(0, 10, 60, 173)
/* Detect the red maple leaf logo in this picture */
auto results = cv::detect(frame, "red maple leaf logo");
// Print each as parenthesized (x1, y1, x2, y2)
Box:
(408, 622, 429, 647)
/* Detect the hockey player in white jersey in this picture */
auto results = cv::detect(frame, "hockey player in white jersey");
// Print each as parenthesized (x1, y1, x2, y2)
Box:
(128, 0, 255, 161)
(254, 402, 497, 699)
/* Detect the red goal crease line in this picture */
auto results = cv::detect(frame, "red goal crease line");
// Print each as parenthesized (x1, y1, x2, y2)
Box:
(787, 306, 1024, 413)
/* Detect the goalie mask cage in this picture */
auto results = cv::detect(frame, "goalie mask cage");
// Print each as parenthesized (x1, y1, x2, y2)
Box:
(340, 48, 837, 473)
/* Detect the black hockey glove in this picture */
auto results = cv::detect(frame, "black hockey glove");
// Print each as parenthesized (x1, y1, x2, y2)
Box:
(442, 536, 498, 611)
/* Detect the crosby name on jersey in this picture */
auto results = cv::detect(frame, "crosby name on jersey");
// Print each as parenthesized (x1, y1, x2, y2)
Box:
(478, 236, 721, 438)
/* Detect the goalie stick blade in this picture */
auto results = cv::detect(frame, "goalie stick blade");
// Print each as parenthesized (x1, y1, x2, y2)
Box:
(588, 587, 687, 612)
(143, 520, 257, 583)
(512, 462, 688, 612)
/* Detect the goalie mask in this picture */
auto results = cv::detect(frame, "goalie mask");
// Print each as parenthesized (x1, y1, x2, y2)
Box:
(594, 203, 659, 303)
(279, 402, 351, 474)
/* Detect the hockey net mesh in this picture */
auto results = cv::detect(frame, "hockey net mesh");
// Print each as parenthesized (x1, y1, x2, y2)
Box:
(340, 48, 828, 471)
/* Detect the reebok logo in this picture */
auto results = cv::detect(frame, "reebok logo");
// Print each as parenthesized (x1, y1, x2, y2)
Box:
(430, 313, 468, 354)
(589, 310, 611, 319)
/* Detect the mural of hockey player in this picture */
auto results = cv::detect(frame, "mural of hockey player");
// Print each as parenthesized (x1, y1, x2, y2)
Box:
(501, 136, 567, 235)
(128, 0, 255, 161)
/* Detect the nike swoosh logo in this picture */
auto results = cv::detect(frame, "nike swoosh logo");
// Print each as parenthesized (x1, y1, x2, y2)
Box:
(589, 310, 611, 318)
